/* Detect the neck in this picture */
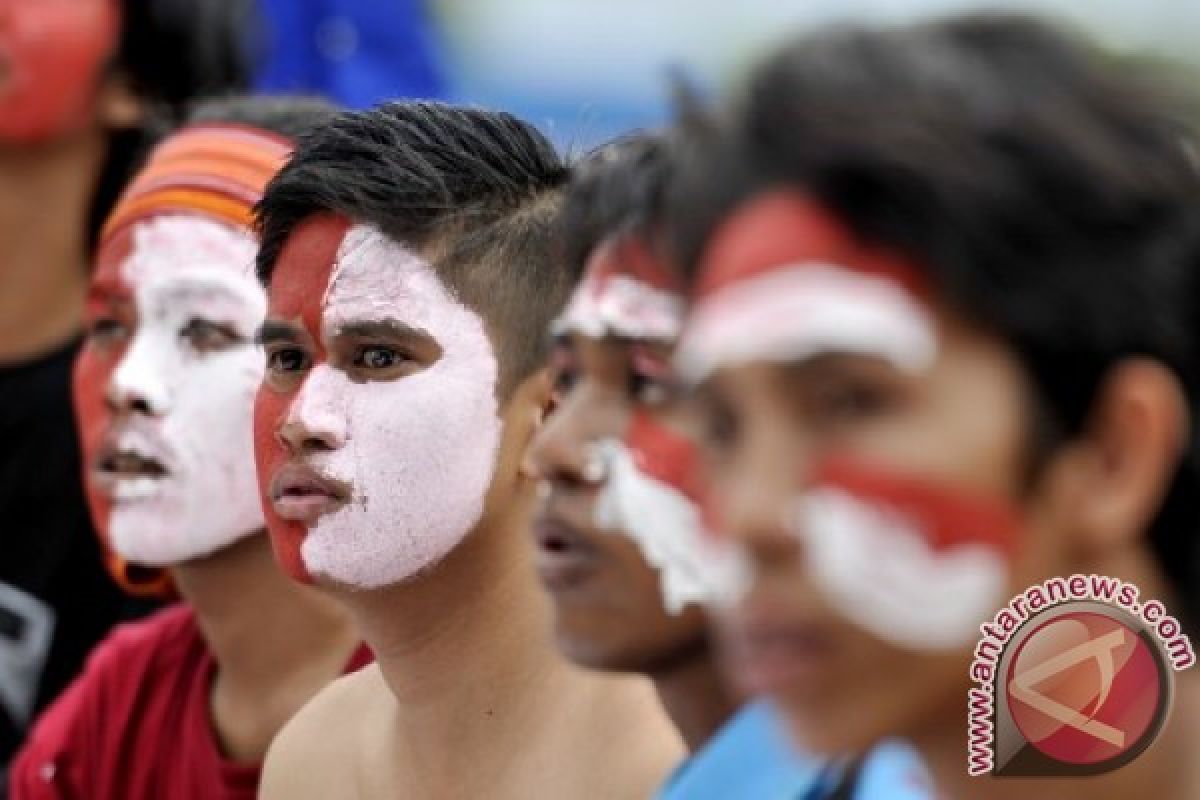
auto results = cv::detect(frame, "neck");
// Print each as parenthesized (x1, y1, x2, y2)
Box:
(339, 512, 581, 756)
(172, 532, 360, 761)
(651, 639, 739, 752)
(0, 134, 108, 364)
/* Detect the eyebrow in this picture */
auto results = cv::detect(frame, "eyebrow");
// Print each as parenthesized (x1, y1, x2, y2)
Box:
(333, 319, 432, 341)
(255, 320, 304, 346)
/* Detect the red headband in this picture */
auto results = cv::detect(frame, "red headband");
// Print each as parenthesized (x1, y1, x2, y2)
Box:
(693, 191, 928, 302)
(99, 123, 294, 246)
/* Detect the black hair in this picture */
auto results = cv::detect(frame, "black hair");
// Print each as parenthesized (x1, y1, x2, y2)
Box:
(184, 95, 338, 140)
(669, 13, 1200, 628)
(556, 131, 676, 274)
(255, 101, 573, 391)
(88, 0, 258, 250)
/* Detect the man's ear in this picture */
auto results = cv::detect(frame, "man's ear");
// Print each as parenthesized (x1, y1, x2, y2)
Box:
(1042, 359, 1188, 560)
(95, 72, 144, 131)
(515, 367, 556, 481)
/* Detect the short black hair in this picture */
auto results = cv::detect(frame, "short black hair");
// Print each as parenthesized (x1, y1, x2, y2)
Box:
(557, 131, 675, 274)
(670, 13, 1200, 627)
(256, 101, 573, 391)
(89, 0, 258, 251)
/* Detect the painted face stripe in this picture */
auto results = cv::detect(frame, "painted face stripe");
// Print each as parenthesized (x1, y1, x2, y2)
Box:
(254, 213, 348, 583)
(553, 236, 686, 342)
(625, 410, 705, 506)
(676, 263, 937, 383)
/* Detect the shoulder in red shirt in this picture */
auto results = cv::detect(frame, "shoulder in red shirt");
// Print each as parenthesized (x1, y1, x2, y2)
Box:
(9, 604, 370, 800)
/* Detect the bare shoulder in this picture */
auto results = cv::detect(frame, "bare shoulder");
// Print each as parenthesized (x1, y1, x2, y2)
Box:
(259, 665, 389, 800)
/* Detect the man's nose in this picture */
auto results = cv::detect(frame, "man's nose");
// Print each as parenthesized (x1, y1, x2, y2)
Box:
(277, 365, 349, 455)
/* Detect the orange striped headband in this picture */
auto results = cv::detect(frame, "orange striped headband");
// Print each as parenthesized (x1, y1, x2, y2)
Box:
(99, 122, 294, 246)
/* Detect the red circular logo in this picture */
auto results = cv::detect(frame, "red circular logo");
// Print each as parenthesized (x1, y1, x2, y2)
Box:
(1005, 610, 1164, 767)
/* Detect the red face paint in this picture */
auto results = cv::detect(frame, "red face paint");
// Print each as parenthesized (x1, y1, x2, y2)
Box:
(625, 410, 705, 507)
(0, 0, 122, 144)
(253, 213, 349, 582)
(74, 227, 150, 590)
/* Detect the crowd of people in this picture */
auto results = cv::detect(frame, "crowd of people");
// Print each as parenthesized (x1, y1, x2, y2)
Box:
(1, 3, 1199, 799)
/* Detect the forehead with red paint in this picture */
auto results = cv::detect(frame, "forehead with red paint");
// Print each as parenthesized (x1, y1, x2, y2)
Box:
(266, 213, 350, 337)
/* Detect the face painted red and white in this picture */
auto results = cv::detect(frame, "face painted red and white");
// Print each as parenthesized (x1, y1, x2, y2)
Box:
(75, 215, 266, 567)
(0, 0, 121, 144)
(256, 215, 504, 589)
(540, 238, 746, 618)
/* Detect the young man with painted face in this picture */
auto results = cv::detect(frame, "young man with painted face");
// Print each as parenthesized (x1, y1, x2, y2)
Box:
(0, 0, 254, 764)
(670, 14, 1200, 800)
(254, 102, 682, 799)
(532, 133, 933, 799)
(9, 97, 372, 800)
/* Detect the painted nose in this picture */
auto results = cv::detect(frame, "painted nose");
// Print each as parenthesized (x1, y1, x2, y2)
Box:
(106, 336, 171, 417)
(277, 365, 349, 455)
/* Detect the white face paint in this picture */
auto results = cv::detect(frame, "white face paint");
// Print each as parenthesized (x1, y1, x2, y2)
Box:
(103, 216, 265, 566)
(675, 263, 937, 384)
(553, 274, 684, 342)
(792, 487, 1008, 651)
(592, 439, 752, 614)
(290, 225, 503, 589)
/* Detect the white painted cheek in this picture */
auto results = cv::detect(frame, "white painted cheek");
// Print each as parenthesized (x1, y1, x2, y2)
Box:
(794, 488, 1007, 651)
(592, 440, 752, 614)
(299, 225, 503, 589)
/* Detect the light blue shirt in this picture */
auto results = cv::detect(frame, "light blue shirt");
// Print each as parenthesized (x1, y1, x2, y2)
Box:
(657, 702, 934, 800)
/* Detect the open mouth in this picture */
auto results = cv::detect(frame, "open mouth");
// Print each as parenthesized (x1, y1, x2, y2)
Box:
(90, 443, 171, 501)
(99, 450, 168, 479)
(531, 514, 601, 590)
(269, 464, 351, 523)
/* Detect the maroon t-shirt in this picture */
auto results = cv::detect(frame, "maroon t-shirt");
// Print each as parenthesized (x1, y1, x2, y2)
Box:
(8, 603, 371, 799)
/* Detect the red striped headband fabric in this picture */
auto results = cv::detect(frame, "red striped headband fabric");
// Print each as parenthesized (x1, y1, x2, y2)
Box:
(99, 123, 294, 246)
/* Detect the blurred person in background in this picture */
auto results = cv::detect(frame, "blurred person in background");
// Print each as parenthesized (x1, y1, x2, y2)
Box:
(253, 101, 681, 799)
(670, 13, 1200, 799)
(0, 0, 255, 769)
(529, 131, 933, 799)
(10, 96, 371, 800)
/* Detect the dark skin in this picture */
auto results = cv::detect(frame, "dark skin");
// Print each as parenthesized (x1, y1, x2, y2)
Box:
(526, 332, 738, 750)
(692, 298, 1200, 799)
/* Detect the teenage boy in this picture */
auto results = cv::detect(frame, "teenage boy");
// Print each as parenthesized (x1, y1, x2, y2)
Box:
(254, 102, 681, 799)
(532, 132, 932, 799)
(10, 97, 370, 800)
(671, 13, 1200, 800)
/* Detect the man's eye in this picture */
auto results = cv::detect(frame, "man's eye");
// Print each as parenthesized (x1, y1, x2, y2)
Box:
(354, 346, 406, 370)
(86, 318, 129, 346)
(804, 379, 895, 425)
(181, 319, 242, 352)
(267, 348, 310, 373)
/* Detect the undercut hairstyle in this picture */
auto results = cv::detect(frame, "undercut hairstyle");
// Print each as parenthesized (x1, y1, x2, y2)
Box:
(255, 101, 573, 393)
(669, 13, 1200, 629)
(556, 131, 675, 274)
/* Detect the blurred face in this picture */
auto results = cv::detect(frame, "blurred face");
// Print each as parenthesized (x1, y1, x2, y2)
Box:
(0, 0, 121, 144)
(527, 238, 742, 671)
(74, 215, 266, 566)
(255, 214, 505, 590)
(681, 193, 1056, 752)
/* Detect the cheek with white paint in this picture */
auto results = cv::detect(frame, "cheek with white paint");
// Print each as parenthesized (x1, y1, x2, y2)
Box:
(296, 226, 504, 589)
(102, 216, 266, 566)
(592, 439, 750, 614)
(788, 462, 1018, 651)
(676, 263, 936, 384)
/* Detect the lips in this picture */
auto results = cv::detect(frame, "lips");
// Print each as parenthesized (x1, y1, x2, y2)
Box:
(90, 440, 172, 501)
(268, 463, 351, 523)
(530, 512, 603, 592)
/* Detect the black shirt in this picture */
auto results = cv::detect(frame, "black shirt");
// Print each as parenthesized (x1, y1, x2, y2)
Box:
(0, 338, 156, 766)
